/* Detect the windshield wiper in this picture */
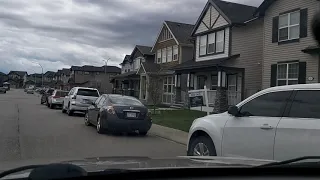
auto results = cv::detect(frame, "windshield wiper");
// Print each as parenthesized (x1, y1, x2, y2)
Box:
(257, 156, 320, 167)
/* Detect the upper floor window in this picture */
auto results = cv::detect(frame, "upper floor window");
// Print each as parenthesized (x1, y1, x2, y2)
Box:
(279, 11, 300, 42)
(199, 29, 225, 56)
(157, 45, 178, 64)
(84, 72, 90, 75)
(277, 62, 299, 86)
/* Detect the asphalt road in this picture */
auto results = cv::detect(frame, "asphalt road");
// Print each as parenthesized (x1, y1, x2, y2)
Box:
(0, 89, 185, 169)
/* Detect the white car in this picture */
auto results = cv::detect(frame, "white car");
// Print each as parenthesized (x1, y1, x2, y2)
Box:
(187, 83, 320, 161)
(47, 90, 69, 109)
(62, 87, 100, 116)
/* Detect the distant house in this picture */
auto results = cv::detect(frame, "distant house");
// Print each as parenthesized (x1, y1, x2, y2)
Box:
(0, 72, 8, 86)
(69, 65, 121, 93)
(7, 71, 27, 88)
(44, 71, 55, 83)
(112, 45, 155, 99)
(27, 73, 42, 87)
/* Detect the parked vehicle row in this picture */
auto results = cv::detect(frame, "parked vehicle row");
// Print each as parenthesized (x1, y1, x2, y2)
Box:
(0, 87, 7, 93)
(40, 86, 152, 136)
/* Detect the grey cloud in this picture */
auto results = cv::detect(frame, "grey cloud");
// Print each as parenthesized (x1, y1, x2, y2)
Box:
(0, 0, 263, 74)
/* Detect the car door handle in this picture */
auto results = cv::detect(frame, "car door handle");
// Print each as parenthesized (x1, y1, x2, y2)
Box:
(260, 124, 273, 130)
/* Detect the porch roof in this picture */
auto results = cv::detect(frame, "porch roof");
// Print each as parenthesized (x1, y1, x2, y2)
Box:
(172, 54, 240, 72)
(302, 46, 320, 54)
(112, 71, 139, 80)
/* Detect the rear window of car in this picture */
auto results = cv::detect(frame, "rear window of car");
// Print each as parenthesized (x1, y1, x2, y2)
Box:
(56, 91, 68, 97)
(47, 89, 54, 94)
(76, 89, 99, 97)
(109, 96, 143, 106)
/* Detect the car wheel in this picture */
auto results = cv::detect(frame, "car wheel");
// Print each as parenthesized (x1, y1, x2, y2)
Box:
(187, 136, 216, 156)
(138, 131, 148, 136)
(41, 99, 44, 104)
(49, 103, 54, 109)
(62, 107, 66, 113)
(84, 112, 91, 126)
(67, 104, 73, 116)
(96, 116, 104, 134)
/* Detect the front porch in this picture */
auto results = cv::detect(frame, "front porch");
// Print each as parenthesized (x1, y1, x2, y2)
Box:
(111, 71, 140, 99)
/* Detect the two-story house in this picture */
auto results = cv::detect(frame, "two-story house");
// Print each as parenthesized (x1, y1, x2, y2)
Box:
(255, 0, 318, 89)
(137, 21, 194, 105)
(26, 73, 42, 87)
(172, 0, 263, 113)
(43, 71, 55, 83)
(112, 45, 154, 98)
(7, 71, 27, 88)
(69, 65, 120, 94)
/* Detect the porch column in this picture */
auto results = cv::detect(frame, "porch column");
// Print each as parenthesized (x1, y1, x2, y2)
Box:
(213, 70, 228, 114)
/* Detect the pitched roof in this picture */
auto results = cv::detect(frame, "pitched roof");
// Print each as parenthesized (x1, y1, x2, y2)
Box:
(8, 71, 27, 77)
(0, 72, 6, 76)
(44, 71, 55, 78)
(61, 68, 71, 76)
(136, 45, 153, 55)
(165, 21, 195, 45)
(211, 0, 257, 24)
(113, 71, 139, 79)
(254, 0, 275, 16)
(120, 55, 131, 65)
(141, 62, 161, 73)
(71, 65, 120, 73)
(28, 73, 42, 78)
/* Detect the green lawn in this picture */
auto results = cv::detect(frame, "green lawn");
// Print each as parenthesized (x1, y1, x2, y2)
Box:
(151, 110, 207, 132)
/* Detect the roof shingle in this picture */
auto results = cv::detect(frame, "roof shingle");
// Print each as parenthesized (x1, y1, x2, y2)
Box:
(165, 21, 195, 45)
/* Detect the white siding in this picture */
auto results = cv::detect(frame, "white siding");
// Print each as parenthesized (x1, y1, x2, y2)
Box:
(212, 16, 228, 29)
(262, 0, 320, 89)
(196, 23, 209, 34)
(121, 63, 133, 73)
(195, 5, 228, 34)
(195, 27, 230, 62)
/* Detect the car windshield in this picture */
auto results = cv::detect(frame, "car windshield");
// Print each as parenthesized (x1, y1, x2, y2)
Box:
(55, 91, 68, 97)
(76, 89, 99, 97)
(109, 95, 143, 106)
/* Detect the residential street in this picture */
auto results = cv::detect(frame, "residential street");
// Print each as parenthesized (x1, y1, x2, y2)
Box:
(0, 89, 185, 169)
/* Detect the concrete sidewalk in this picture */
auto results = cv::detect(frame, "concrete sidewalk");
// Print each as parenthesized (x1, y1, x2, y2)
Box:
(149, 124, 188, 146)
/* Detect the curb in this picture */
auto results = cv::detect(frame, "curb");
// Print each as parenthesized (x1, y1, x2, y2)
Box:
(149, 124, 188, 146)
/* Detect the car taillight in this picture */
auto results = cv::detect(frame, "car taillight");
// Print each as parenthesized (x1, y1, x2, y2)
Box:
(72, 95, 77, 99)
(106, 106, 115, 114)
(53, 96, 60, 99)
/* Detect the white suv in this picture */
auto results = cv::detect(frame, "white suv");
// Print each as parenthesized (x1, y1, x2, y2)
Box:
(187, 84, 320, 161)
(62, 87, 100, 116)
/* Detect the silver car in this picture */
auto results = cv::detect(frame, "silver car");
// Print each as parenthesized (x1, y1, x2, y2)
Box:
(47, 90, 69, 109)
(62, 87, 100, 116)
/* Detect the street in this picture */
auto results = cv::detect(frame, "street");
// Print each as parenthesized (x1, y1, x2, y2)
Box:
(0, 89, 186, 169)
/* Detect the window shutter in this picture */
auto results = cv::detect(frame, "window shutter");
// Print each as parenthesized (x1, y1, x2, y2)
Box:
(272, 16, 279, 43)
(270, 64, 277, 87)
(298, 62, 306, 84)
(300, 8, 308, 38)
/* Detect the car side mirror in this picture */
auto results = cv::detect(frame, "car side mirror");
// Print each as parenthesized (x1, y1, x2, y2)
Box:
(228, 106, 239, 117)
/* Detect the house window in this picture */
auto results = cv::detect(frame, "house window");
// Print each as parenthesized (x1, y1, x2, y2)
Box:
(199, 35, 207, 56)
(167, 46, 172, 62)
(207, 33, 215, 54)
(199, 29, 225, 56)
(161, 48, 166, 63)
(78, 71, 83, 75)
(134, 58, 140, 70)
(157, 49, 161, 63)
(84, 72, 90, 75)
(211, 75, 218, 90)
(163, 76, 175, 104)
(277, 62, 299, 86)
(173, 45, 178, 61)
(216, 30, 225, 52)
(279, 11, 300, 41)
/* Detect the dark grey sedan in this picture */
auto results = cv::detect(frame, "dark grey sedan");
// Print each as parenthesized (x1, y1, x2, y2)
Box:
(84, 94, 152, 135)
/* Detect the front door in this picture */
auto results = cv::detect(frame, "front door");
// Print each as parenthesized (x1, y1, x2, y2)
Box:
(222, 90, 292, 160)
(274, 90, 320, 160)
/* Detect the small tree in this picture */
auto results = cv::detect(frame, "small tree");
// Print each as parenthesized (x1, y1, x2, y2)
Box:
(148, 74, 162, 114)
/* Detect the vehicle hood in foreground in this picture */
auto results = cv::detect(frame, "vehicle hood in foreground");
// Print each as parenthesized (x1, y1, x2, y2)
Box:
(1, 156, 276, 179)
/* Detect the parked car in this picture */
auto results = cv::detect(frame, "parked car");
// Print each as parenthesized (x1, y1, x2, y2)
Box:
(26, 89, 34, 94)
(62, 87, 100, 116)
(0, 87, 7, 93)
(40, 88, 55, 105)
(187, 84, 320, 161)
(84, 94, 152, 135)
(47, 90, 69, 109)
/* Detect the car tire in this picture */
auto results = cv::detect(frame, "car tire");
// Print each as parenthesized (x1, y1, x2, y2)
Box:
(187, 135, 216, 156)
(138, 131, 148, 136)
(67, 105, 73, 116)
(41, 99, 44, 105)
(62, 107, 66, 113)
(84, 112, 91, 126)
(49, 103, 54, 109)
(96, 116, 104, 134)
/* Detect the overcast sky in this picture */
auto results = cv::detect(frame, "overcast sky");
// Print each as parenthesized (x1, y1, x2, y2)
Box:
(0, 0, 263, 74)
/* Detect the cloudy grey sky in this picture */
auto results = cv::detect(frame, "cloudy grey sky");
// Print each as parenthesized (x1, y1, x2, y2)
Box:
(0, 0, 262, 74)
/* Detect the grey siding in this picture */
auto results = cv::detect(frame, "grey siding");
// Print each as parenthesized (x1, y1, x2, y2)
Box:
(226, 19, 264, 97)
(180, 46, 194, 63)
(262, 0, 319, 89)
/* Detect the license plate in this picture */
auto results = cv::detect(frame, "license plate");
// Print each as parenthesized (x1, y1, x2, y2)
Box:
(126, 112, 136, 118)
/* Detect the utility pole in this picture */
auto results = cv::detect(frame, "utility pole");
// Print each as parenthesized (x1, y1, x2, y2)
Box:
(32, 61, 44, 87)
(102, 58, 111, 93)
